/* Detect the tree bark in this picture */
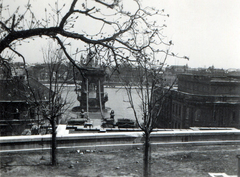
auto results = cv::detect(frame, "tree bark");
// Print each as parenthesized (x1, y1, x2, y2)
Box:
(144, 132, 151, 177)
(51, 118, 57, 166)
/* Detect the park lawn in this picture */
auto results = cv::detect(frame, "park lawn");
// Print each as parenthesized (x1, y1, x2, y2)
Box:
(0, 144, 239, 177)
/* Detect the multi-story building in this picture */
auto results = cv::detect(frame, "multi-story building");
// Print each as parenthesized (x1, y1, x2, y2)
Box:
(157, 72, 240, 129)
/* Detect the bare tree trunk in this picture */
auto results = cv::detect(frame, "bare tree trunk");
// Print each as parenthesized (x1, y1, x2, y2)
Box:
(144, 132, 151, 177)
(51, 118, 57, 166)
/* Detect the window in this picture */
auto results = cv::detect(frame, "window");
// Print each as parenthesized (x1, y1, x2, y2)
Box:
(14, 108, 20, 119)
(186, 108, 189, 120)
(176, 104, 178, 115)
(232, 111, 236, 122)
(172, 104, 175, 114)
(213, 110, 217, 122)
(179, 106, 181, 116)
(195, 109, 201, 121)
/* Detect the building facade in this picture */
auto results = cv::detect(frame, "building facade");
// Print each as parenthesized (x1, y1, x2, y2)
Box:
(157, 73, 240, 129)
(0, 74, 50, 136)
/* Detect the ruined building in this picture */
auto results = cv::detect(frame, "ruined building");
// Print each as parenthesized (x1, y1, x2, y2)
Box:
(158, 72, 240, 129)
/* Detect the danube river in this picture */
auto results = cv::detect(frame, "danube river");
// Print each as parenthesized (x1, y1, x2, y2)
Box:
(61, 85, 143, 125)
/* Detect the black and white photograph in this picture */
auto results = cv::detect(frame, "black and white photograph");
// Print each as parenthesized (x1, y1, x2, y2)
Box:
(0, 0, 240, 176)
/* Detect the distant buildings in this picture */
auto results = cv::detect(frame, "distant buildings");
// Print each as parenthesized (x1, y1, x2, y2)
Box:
(27, 63, 73, 83)
(158, 71, 240, 129)
(163, 65, 188, 86)
(1, 60, 240, 135)
(105, 64, 142, 84)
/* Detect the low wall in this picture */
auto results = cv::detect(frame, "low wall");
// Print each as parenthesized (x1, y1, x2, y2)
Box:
(1, 128, 240, 152)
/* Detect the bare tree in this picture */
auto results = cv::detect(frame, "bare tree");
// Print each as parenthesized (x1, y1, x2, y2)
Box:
(0, 0, 190, 74)
(0, 0, 188, 170)
(42, 46, 72, 165)
(27, 44, 72, 166)
(117, 50, 178, 176)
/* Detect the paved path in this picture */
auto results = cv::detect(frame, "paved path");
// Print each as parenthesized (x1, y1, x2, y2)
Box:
(208, 173, 237, 177)
(56, 124, 69, 135)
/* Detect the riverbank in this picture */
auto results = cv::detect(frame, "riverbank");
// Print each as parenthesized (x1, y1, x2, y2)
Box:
(0, 144, 238, 177)
(58, 86, 142, 127)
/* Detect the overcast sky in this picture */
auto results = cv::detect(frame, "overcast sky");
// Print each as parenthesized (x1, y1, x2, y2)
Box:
(5, 0, 240, 69)
(152, 0, 240, 69)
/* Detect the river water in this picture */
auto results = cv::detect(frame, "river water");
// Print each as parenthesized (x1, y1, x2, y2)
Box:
(61, 85, 143, 126)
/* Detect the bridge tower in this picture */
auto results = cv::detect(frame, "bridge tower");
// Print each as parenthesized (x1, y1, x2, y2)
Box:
(77, 68, 108, 112)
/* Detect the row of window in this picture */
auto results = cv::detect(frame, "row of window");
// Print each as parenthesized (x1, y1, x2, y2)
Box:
(172, 103, 239, 124)
(180, 81, 239, 95)
(179, 81, 209, 93)
(172, 103, 181, 117)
